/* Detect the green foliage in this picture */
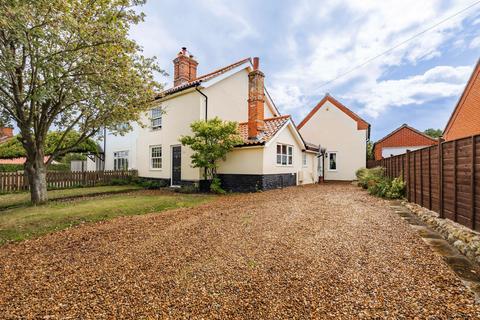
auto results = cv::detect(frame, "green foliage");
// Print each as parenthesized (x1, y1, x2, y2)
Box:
(180, 117, 243, 181)
(210, 177, 226, 194)
(174, 184, 199, 194)
(356, 167, 384, 189)
(424, 128, 443, 139)
(0, 0, 162, 203)
(0, 163, 69, 172)
(356, 167, 405, 199)
(109, 176, 168, 189)
(366, 141, 375, 160)
(0, 132, 99, 159)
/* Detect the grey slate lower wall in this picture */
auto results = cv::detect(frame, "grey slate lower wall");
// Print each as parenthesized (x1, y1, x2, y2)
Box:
(218, 173, 297, 192)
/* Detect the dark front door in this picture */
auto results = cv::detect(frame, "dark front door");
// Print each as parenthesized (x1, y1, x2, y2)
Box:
(171, 146, 182, 186)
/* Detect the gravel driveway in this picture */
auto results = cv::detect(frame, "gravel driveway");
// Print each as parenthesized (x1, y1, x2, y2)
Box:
(1, 183, 479, 319)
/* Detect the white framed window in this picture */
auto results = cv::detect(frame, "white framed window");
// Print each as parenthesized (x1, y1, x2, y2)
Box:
(276, 144, 293, 166)
(328, 152, 337, 171)
(115, 122, 129, 131)
(113, 151, 129, 170)
(150, 145, 162, 169)
(151, 107, 162, 130)
(302, 153, 307, 167)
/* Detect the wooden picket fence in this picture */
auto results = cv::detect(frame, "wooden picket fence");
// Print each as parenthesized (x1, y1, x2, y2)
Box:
(371, 135, 480, 232)
(0, 170, 137, 193)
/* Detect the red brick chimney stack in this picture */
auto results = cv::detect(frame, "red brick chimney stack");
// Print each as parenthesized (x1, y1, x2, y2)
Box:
(248, 57, 265, 139)
(0, 127, 13, 138)
(173, 47, 198, 87)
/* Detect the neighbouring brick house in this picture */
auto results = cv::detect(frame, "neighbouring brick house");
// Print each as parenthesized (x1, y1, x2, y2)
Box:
(373, 124, 437, 160)
(443, 59, 480, 141)
(104, 48, 320, 191)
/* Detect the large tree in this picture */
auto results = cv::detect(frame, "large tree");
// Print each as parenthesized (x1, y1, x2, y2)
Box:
(0, 0, 161, 204)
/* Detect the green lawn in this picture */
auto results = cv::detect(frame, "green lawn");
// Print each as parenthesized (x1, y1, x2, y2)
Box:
(0, 190, 213, 245)
(0, 185, 142, 210)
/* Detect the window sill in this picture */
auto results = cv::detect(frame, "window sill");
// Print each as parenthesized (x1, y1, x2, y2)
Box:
(149, 168, 163, 171)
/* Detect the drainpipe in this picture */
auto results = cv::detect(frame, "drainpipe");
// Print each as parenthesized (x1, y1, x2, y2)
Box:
(195, 85, 208, 180)
(195, 86, 208, 121)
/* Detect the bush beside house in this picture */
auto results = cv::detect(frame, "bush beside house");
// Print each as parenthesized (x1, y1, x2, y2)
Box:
(356, 167, 405, 199)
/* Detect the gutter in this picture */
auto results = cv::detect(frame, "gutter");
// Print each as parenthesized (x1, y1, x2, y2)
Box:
(195, 86, 208, 121)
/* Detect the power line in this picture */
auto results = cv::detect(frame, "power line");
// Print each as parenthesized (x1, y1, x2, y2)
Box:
(316, 0, 480, 90)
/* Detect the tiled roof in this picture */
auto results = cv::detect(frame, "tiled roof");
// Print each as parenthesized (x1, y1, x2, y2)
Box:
(237, 115, 290, 146)
(0, 156, 51, 164)
(157, 58, 251, 98)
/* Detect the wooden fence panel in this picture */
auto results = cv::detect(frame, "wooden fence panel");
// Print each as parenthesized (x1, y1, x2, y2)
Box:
(0, 170, 137, 193)
(374, 134, 480, 232)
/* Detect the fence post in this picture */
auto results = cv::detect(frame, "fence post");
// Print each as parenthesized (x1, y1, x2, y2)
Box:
(413, 151, 417, 204)
(438, 137, 444, 218)
(420, 150, 424, 207)
(471, 135, 477, 230)
(406, 150, 411, 202)
(428, 147, 432, 210)
(453, 140, 457, 222)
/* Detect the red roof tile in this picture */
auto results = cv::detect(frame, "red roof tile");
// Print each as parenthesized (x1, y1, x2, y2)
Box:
(157, 58, 251, 98)
(237, 115, 290, 146)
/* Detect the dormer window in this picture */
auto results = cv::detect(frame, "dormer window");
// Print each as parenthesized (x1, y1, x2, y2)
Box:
(151, 107, 162, 130)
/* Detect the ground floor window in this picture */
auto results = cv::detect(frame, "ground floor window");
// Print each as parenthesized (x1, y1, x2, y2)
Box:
(113, 151, 129, 170)
(277, 144, 293, 165)
(150, 145, 162, 169)
(302, 153, 307, 167)
(328, 152, 337, 171)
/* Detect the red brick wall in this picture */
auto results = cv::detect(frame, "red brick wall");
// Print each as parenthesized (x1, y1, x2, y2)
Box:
(374, 127, 437, 160)
(443, 63, 480, 141)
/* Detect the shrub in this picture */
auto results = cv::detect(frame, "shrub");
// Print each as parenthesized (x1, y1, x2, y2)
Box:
(357, 167, 405, 199)
(210, 177, 226, 194)
(356, 167, 384, 189)
(175, 184, 199, 194)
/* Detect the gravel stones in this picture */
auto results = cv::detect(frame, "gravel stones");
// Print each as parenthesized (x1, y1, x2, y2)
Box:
(1, 183, 479, 318)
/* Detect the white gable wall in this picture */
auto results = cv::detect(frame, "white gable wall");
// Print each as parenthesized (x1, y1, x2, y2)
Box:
(299, 100, 367, 180)
(136, 90, 202, 181)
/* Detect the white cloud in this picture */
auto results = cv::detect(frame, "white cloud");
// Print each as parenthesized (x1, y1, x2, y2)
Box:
(201, 0, 257, 40)
(344, 65, 472, 117)
(470, 35, 480, 48)
(269, 0, 478, 117)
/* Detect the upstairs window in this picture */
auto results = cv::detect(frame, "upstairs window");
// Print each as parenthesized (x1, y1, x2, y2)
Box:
(114, 151, 129, 170)
(151, 107, 162, 130)
(276, 144, 293, 166)
(150, 146, 162, 169)
(328, 152, 337, 171)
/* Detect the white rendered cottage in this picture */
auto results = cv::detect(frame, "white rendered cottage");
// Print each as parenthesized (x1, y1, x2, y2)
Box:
(105, 48, 319, 191)
(298, 94, 370, 181)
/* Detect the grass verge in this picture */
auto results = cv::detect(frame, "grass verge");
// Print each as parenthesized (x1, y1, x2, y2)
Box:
(0, 185, 142, 210)
(0, 190, 212, 245)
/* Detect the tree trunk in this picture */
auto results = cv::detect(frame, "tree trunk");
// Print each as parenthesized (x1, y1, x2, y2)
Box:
(25, 155, 48, 205)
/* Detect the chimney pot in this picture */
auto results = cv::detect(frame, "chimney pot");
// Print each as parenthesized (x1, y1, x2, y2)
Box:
(253, 57, 260, 70)
(173, 47, 198, 86)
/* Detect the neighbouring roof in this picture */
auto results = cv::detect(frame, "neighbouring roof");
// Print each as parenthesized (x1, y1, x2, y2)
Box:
(237, 115, 291, 146)
(0, 156, 51, 165)
(443, 58, 480, 139)
(374, 124, 438, 146)
(157, 58, 251, 98)
(297, 94, 370, 135)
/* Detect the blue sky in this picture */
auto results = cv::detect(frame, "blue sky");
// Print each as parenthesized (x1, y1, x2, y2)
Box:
(130, 0, 480, 141)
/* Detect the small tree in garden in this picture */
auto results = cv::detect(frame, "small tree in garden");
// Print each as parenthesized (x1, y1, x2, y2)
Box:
(180, 117, 243, 193)
(0, 0, 162, 204)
